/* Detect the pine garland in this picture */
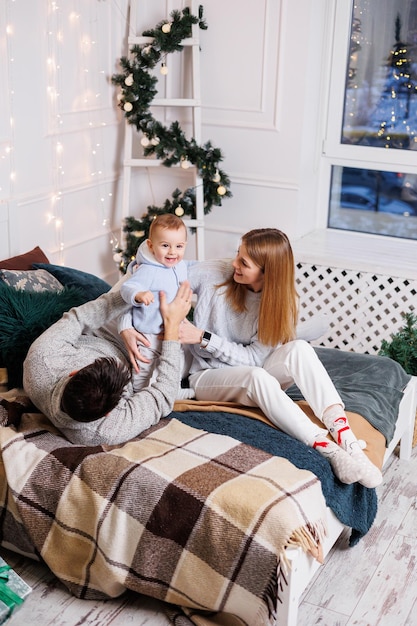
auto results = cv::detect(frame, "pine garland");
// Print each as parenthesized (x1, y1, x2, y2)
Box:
(379, 311, 417, 375)
(112, 5, 232, 272)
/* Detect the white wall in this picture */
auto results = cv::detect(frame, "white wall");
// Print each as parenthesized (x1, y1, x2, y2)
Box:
(0, 0, 329, 281)
(200, 0, 327, 257)
(0, 0, 130, 283)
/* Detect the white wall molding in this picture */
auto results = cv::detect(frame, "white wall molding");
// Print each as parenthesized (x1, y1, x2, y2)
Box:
(200, 0, 282, 130)
(231, 173, 298, 191)
(10, 174, 119, 208)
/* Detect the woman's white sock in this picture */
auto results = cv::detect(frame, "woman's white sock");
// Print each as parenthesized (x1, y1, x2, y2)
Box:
(320, 405, 383, 488)
(313, 437, 363, 484)
(322, 405, 359, 452)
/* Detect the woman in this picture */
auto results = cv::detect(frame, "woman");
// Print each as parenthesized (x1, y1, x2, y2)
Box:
(121, 228, 382, 488)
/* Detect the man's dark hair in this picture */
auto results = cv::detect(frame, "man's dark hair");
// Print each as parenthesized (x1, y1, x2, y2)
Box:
(61, 357, 131, 422)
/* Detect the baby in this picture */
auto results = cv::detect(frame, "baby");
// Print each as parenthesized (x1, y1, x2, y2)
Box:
(120, 213, 194, 397)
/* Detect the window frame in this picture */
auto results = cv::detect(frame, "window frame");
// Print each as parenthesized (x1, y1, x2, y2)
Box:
(319, 0, 417, 235)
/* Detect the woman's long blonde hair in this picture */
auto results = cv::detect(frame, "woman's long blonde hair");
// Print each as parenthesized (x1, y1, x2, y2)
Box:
(219, 228, 298, 346)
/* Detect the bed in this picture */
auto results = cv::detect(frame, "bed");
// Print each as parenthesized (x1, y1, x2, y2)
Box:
(0, 247, 416, 626)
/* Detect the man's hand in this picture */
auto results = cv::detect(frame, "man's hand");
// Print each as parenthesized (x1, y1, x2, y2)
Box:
(120, 328, 151, 373)
(160, 281, 193, 341)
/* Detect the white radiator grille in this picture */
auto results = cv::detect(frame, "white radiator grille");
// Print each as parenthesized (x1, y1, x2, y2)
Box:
(296, 262, 417, 354)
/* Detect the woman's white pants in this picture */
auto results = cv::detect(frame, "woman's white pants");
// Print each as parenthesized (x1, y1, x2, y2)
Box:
(188, 340, 343, 445)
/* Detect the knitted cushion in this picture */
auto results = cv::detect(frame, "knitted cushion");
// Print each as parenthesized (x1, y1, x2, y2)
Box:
(32, 263, 111, 300)
(0, 269, 64, 292)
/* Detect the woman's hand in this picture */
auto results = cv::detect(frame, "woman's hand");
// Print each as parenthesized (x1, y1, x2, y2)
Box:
(120, 328, 151, 373)
(178, 318, 203, 345)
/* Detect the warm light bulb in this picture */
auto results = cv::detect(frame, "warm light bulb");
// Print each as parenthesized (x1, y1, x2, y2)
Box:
(160, 63, 168, 75)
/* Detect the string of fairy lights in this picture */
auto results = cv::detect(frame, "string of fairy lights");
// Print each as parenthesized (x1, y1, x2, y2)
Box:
(2, 6, 15, 201)
(44, 1, 121, 264)
(5, 1, 120, 265)
(4, 2, 231, 271)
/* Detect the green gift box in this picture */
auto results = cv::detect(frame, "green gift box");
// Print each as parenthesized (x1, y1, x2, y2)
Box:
(0, 558, 31, 624)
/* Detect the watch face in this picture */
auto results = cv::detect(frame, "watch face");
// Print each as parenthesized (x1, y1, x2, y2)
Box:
(203, 331, 211, 341)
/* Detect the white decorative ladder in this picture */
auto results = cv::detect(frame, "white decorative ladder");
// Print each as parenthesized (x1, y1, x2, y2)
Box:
(121, 0, 205, 259)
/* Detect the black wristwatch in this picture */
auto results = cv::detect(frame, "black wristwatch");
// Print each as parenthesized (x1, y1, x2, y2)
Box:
(200, 330, 212, 348)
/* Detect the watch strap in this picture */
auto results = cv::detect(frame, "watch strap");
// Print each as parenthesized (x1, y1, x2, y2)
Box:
(200, 330, 211, 348)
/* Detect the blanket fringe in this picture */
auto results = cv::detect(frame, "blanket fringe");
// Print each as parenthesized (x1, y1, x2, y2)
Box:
(287, 519, 327, 563)
(275, 519, 328, 611)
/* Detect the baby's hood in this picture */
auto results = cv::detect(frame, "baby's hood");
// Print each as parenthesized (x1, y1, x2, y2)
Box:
(136, 240, 162, 267)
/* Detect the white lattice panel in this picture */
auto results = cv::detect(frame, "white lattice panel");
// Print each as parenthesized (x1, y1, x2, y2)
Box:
(296, 263, 417, 354)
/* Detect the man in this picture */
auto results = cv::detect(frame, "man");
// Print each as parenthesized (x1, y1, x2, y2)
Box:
(23, 282, 192, 446)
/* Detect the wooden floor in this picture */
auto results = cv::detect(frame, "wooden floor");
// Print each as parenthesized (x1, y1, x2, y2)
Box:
(3, 443, 417, 626)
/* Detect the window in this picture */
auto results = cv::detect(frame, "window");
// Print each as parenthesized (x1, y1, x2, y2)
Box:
(329, 165, 417, 238)
(325, 0, 417, 240)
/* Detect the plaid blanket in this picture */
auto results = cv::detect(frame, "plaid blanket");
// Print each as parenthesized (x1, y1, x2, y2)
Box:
(0, 402, 327, 626)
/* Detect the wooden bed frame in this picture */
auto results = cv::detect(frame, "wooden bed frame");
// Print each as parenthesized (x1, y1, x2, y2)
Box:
(277, 375, 417, 626)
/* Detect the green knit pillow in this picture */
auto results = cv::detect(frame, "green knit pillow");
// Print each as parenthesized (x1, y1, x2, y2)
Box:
(0, 284, 87, 389)
(32, 263, 111, 300)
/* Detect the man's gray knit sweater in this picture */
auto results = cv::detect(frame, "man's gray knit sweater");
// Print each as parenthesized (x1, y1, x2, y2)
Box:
(23, 290, 183, 446)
